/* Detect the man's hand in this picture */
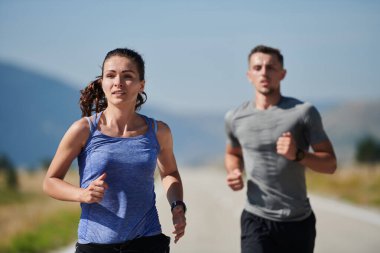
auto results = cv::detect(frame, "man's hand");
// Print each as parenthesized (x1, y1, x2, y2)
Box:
(276, 132, 297, 160)
(226, 168, 244, 191)
(79, 173, 108, 203)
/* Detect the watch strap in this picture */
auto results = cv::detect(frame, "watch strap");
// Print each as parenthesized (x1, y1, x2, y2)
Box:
(171, 200, 187, 213)
(294, 148, 305, 162)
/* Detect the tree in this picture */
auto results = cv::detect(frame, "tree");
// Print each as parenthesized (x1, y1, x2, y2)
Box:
(355, 135, 380, 165)
(0, 154, 19, 190)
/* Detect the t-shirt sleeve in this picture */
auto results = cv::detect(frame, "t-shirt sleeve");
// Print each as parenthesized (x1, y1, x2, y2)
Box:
(225, 110, 240, 147)
(303, 105, 329, 145)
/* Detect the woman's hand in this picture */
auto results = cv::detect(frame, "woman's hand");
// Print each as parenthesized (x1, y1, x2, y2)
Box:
(79, 173, 108, 203)
(172, 206, 186, 243)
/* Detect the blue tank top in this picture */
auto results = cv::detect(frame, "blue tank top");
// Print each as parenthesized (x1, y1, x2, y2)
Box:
(77, 112, 162, 244)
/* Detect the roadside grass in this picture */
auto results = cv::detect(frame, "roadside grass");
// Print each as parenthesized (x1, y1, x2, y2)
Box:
(0, 188, 33, 205)
(306, 164, 380, 209)
(0, 209, 79, 253)
(0, 169, 80, 253)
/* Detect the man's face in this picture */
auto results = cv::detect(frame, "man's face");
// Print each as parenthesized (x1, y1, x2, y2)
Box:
(247, 52, 286, 96)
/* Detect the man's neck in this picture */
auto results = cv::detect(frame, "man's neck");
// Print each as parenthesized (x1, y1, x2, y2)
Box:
(254, 92, 282, 110)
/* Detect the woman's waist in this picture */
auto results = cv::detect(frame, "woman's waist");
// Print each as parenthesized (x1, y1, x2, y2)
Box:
(78, 205, 161, 243)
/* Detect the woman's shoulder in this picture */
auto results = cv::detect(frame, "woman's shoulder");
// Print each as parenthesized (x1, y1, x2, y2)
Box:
(67, 117, 92, 138)
(73, 117, 91, 129)
(156, 120, 171, 134)
(154, 120, 173, 143)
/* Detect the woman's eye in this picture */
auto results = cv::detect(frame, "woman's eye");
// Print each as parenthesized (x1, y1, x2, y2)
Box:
(123, 75, 133, 80)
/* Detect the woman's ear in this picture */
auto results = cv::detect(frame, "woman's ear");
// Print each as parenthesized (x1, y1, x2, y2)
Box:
(139, 80, 146, 92)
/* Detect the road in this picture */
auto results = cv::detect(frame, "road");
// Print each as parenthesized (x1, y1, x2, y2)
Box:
(53, 167, 380, 253)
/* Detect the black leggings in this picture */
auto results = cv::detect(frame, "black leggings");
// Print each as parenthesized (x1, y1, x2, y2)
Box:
(75, 233, 170, 253)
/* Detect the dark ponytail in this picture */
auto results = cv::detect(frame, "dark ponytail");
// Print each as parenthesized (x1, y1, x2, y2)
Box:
(79, 77, 107, 117)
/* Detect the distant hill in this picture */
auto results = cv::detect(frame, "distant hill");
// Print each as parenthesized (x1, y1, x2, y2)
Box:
(321, 100, 380, 165)
(0, 62, 80, 167)
(0, 62, 378, 168)
(0, 62, 225, 168)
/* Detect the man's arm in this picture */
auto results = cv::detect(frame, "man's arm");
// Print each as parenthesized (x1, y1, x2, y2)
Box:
(301, 139, 337, 174)
(277, 132, 337, 174)
(225, 144, 245, 191)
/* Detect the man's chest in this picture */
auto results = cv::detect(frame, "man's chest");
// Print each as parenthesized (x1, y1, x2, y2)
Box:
(233, 111, 303, 150)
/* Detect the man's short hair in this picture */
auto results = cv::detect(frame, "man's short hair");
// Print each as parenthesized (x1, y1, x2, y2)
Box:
(248, 45, 284, 67)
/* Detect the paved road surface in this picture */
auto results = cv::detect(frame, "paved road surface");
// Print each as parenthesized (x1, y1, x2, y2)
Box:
(53, 167, 380, 253)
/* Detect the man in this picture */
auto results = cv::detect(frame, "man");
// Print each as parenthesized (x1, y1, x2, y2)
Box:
(224, 45, 337, 253)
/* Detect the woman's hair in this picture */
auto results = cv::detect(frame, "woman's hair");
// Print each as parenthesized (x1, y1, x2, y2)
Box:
(79, 48, 147, 117)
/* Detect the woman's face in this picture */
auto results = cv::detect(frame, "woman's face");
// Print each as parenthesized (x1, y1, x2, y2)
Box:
(101, 55, 145, 107)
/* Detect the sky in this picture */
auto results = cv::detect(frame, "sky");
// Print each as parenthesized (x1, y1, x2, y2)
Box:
(1, 0, 379, 114)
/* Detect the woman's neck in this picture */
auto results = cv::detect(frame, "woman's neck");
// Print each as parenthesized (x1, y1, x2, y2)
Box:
(102, 105, 139, 131)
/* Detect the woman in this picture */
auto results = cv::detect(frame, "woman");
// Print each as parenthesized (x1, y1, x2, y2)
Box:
(43, 48, 186, 253)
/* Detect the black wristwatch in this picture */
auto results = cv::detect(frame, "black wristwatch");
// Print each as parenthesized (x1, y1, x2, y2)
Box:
(294, 148, 305, 162)
(171, 200, 187, 214)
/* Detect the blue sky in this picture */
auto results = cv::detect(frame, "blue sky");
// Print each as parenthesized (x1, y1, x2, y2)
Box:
(1, 0, 379, 114)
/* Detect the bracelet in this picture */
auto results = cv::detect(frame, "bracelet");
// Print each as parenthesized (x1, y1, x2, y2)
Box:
(170, 200, 187, 213)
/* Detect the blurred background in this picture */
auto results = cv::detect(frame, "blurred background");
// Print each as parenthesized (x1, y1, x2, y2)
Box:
(0, 0, 379, 252)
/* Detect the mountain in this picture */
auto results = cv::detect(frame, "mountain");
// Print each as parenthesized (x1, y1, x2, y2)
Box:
(0, 62, 80, 167)
(0, 62, 225, 168)
(321, 100, 380, 165)
(1, 62, 378, 168)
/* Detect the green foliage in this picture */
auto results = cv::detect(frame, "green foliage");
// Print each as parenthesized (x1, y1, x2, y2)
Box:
(0, 210, 79, 253)
(355, 135, 380, 164)
(0, 154, 19, 190)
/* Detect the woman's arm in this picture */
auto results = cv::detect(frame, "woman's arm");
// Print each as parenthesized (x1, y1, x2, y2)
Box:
(156, 121, 186, 243)
(42, 118, 108, 203)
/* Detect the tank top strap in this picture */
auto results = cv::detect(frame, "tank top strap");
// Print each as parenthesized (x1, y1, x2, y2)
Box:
(86, 111, 103, 134)
(152, 118, 158, 133)
(85, 117, 95, 133)
(141, 114, 158, 134)
(94, 111, 103, 128)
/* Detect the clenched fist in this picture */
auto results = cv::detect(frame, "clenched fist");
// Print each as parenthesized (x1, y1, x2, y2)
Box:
(276, 132, 297, 160)
(80, 173, 109, 203)
(226, 168, 244, 191)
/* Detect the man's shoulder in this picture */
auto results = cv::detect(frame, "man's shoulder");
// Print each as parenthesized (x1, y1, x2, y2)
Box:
(225, 101, 251, 121)
(281, 96, 315, 111)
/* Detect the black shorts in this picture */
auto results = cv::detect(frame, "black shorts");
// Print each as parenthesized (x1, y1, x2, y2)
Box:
(241, 210, 316, 253)
(75, 233, 170, 253)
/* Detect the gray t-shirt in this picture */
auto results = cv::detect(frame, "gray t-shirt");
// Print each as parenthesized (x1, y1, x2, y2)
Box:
(225, 96, 328, 221)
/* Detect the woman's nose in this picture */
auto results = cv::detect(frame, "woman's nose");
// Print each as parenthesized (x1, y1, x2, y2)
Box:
(113, 76, 123, 86)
